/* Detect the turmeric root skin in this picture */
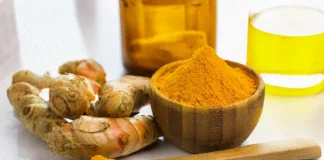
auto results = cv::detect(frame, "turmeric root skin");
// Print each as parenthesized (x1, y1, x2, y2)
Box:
(7, 82, 65, 141)
(87, 75, 150, 118)
(12, 70, 54, 89)
(49, 74, 95, 120)
(47, 115, 158, 159)
(59, 59, 107, 85)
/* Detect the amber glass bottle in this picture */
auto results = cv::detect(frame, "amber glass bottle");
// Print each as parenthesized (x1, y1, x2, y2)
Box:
(119, 0, 216, 75)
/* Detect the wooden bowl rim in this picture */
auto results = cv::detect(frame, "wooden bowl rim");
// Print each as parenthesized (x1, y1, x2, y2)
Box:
(150, 59, 265, 110)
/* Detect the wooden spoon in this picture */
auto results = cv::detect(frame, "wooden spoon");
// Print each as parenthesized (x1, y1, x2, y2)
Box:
(161, 138, 321, 160)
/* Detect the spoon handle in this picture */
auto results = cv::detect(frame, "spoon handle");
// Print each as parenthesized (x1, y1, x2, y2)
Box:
(162, 138, 321, 160)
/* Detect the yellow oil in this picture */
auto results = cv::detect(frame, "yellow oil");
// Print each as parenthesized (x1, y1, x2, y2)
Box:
(247, 6, 324, 96)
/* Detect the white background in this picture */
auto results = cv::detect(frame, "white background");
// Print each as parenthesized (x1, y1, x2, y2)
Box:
(1, 0, 324, 160)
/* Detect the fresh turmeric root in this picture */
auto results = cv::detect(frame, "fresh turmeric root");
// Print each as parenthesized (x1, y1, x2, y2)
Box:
(12, 70, 98, 120)
(12, 69, 101, 94)
(59, 59, 107, 85)
(7, 82, 66, 141)
(86, 75, 150, 118)
(49, 74, 96, 119)
(12, 70, 54, 89)
(47, 115, 158, 159)
(8, 71, 159, 160)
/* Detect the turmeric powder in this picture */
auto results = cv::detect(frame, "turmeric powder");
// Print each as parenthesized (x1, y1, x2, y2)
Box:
(157, 46, 256, 107)
(91, 155, 114, 160)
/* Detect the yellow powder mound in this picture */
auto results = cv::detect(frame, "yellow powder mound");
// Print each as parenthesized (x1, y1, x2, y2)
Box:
(91, 155, 115, 160)
(157, 46, 256, 107)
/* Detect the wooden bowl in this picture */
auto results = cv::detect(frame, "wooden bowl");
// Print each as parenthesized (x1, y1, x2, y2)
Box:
(150, 60, 265, 153)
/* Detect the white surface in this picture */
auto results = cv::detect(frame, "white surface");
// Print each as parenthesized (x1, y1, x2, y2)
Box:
(1, 0, 324, 160)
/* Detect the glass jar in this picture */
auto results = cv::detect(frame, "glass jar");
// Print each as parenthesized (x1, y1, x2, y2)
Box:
(247, 0, 324, 96)
(119, 0, 216, 76)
